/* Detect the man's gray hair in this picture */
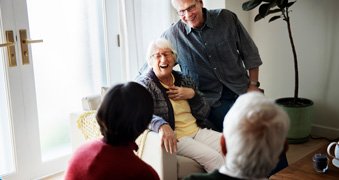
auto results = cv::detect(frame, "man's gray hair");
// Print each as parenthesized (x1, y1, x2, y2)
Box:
(223, 92, 289, 178)
(171, 0, 200, 9)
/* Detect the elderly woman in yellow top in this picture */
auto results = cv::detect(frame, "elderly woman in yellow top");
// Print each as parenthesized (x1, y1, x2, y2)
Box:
(136, 38, 223, 172)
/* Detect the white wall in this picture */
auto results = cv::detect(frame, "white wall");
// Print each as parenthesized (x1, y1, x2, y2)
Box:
(203, 0, 225, 10)
(227, 0, 339, 139)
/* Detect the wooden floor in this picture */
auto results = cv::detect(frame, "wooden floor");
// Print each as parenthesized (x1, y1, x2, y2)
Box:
(287, 137, 329, 164)
(42, 138, 331, 180)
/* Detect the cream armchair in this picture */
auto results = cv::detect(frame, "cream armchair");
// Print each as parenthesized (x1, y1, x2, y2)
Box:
(70, 94, 205, 180)
(136, 130, 205, 180)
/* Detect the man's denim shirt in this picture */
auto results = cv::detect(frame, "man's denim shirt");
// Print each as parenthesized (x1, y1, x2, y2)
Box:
(161, 8, 262, 107)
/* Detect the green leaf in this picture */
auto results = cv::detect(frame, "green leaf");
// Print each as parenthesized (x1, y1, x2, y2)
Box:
(277, 0, 288, 8)
(259, 3, 271, 17)
(269, 1, 278, 8)
(262, 0, 276, 2)
(269, 15, 281, 22)
(287, 1, 296, 8)
(254, 14, 264, 21)
(242, 0, 263, 11)
(267, 8, 282, 16)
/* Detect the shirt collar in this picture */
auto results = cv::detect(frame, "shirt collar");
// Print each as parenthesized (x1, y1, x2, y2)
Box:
(184, 8, 214, 34)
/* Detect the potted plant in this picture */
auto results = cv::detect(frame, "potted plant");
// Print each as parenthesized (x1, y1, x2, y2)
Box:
(242, 0, 314, 143)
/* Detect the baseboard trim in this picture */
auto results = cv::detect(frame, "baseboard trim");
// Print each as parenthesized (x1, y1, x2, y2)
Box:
(311, 124, 339, 140)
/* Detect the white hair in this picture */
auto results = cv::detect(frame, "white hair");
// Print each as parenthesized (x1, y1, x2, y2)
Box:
(146, 38, 177, 66)
(171, 0, 201, 9)
(223, 92, 289, 178)
(171, 0, 181, 9)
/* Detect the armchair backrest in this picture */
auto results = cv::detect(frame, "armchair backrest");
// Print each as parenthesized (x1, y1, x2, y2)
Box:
(77, 111, 102, 140)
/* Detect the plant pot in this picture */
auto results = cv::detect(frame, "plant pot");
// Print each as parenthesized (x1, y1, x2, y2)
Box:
(275, 97, 314, 144)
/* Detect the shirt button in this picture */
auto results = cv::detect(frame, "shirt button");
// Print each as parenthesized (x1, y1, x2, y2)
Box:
(205, 42, 208, 46)
(209, 55, 212, 58)
(213, 67, 217, 70)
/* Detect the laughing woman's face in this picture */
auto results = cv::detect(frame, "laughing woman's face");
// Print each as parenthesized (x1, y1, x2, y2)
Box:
(150, 48, 175, 79)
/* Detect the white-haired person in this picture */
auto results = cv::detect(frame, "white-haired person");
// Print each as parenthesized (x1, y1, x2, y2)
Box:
(184, 92, 290, 180)
(136, 38, 224, 172)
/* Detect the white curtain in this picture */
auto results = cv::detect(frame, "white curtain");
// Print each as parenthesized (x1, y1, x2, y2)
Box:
(119, 0, 175, 80)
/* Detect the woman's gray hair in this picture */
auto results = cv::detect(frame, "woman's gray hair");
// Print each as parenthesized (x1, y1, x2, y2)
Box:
(223, 92, 289, 178)
(146, 38, 177, 66)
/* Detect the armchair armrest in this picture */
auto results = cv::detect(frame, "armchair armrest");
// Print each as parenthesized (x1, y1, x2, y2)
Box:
(137, 130, 177, 180)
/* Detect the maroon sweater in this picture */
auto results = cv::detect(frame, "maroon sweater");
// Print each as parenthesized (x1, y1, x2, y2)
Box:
(65, 139, 159, 180)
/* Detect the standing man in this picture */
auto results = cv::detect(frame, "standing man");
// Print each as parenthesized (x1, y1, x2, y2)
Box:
(162, 0, 262, 132)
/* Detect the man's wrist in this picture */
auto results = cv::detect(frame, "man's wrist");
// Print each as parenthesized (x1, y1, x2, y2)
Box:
(249, 80, 260, 87)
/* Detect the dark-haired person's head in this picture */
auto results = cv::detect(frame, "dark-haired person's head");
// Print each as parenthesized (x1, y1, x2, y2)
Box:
(96, 82, 153, 145)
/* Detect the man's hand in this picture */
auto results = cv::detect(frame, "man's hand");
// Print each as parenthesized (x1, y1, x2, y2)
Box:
(159, 124, 177, 154)
(167, 86, 195, 100)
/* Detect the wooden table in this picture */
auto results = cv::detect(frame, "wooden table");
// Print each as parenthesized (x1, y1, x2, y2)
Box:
(270, 144, 339, 180)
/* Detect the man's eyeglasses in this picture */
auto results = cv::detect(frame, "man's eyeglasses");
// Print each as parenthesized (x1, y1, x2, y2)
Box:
(177, 3, 197, 16)
(151, 51, 173, 59)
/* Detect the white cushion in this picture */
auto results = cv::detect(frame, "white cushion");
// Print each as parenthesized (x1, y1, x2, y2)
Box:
(81, 95, 101, 111)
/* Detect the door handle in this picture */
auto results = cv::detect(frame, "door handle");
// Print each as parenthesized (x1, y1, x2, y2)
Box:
(0, 31, 17, 67)
(23, 39, 43, 44)
(19, 29, 43, 65)
(0, 42, 14, 47)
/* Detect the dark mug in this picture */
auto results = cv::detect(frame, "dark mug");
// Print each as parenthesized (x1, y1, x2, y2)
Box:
(312, 153, 328, 173)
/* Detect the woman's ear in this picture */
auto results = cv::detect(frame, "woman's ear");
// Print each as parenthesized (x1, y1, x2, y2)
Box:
(220, 135, 227, 156)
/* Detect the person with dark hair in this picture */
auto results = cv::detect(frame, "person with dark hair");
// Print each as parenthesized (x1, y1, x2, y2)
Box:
(137, 38, 224, 173)
(65, 82, 160, 180)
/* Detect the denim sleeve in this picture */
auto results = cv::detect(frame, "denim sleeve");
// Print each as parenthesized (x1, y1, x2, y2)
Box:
(138, 62, 150, 76)
(148, 114, 168, 132)
(231, 11, 262, 69)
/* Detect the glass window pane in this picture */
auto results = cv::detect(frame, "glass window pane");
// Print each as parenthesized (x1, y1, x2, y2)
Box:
(0, 31, 15, 176)
(26, 0, 107, 161)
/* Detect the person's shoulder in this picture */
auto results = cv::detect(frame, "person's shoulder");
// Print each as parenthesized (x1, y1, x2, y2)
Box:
(208, 8, 237, 19)
(162, 20, 185, 38)
(68, 140, 103, 164)
(166, 20, 183, 31)
(208, 9, 239, 26)
(76, 139, 103, 153)
(135, 71, 160, 92)
(135, 70, 152, 83)
(208, 8, 234, 15)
